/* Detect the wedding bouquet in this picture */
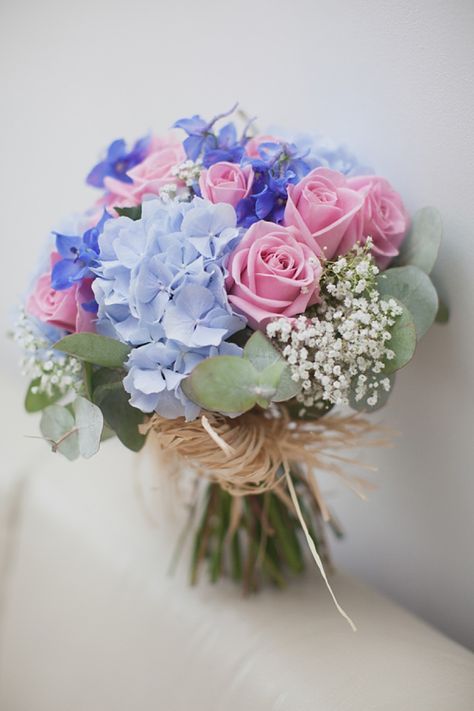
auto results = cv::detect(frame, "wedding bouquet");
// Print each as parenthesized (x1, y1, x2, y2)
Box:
(14, 105, 446, 626)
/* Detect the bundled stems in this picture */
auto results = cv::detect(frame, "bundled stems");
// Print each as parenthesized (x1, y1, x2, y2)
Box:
(189, 468, 332, 592)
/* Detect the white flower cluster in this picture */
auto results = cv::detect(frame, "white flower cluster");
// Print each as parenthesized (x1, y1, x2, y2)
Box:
(13, 310, 82, 398)
(160, 159, 203, 203)
(171, 158, 203, 186)
(267, 243, 403, 413)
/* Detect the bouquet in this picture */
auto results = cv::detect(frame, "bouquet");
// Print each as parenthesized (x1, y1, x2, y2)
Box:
(14, 104, 446, 627)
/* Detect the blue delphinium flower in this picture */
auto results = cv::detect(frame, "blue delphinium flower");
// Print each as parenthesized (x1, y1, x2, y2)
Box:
(93, 197, 246, 419)
(174, 103, 246, 166)
(51, 211, 110, 294)
(86, 135, 151, 188)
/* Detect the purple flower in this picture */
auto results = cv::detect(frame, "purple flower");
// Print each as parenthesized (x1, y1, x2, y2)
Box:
(86, 135, 151, 188)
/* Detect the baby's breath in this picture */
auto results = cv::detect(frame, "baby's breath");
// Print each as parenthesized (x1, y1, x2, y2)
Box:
(159, 160, 203, 203)
(267, 240, 402, 414)
(13, 310, 83, 397)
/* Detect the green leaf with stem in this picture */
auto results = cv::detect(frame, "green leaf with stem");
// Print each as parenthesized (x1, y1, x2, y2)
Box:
(54, 333, 131, 368)
(93, 374, 146, 452)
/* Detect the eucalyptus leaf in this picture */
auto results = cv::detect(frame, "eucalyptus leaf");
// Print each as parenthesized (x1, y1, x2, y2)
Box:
(244, 331, 281, 371)
(25, 378, 62, 413)
(40, 405, 79, 460)
(72, 396, 103, 458)
(384, 300, 417, 374)
(115, 205, 142, 220)
(54, 333, 131, 368)
(93, 381, 146, 452)
(349, 373, 395, 412)
(254, 360, 286, 408)
(243, 331, 300, 402)
(395, 206, 442, 274)
(182, 355, 260, 414)
(376, 265, 438, 340)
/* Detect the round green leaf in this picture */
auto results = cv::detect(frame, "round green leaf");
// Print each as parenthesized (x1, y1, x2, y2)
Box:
(182, 355, 259, 414)
(376, 265, 438, 340)
(72, 396, 104, 459)
(395, 206, 442, 274)
(384, 300, 417, 374)
(40, 405, 79, 461)
(244, 331, 300, 402)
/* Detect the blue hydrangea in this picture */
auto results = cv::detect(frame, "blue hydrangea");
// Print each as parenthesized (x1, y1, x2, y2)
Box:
(93, 196, 246, 420)
(124, 339, 242, 420)
(93, 197, 243, 345)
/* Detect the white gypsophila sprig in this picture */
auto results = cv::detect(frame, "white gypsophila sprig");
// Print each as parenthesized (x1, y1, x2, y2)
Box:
(13, 310, 83, 397)
(171, 158, 203, 187)
(159, 160, 203, 203)
(266, 240, 402, 414)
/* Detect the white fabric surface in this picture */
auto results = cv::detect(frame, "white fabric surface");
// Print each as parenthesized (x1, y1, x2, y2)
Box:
(0, 435, 473, 711)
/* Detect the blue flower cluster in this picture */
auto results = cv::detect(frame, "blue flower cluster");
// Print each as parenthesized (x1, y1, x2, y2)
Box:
(174, 106, 367, 228)
(93, 197, 246, 419)
(173, 103, 248, 167)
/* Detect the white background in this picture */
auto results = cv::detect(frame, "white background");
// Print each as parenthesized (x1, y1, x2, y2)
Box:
(1, 0, 473, 648)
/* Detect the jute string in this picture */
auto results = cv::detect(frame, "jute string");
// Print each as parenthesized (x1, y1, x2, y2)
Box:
(140, 408, 390, 629)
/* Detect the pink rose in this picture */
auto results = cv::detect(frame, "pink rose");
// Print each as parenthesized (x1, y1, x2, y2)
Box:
(284, 167, 365, 259)
(102, 132, 186, 211)
(347, 175, 409, 269)
(245, 134, 281, 158)
(27, 254, 96, 333)
(226, 221, 322, 329)
(199, 161, 254, 208)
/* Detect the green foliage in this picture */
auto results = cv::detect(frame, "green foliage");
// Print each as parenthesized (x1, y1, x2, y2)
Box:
(243, 331, 300, 402)
(92, 368, 146, 452)
(24, 378, 62, 413)
(54, 333, 131, 368)
(182, 355, 261, 413)
(376, 265, 438, 340)
(435, 299, 450, 323)
(383, 300, 417, 374)
(39, 396, 103, 460)
(394, 206, 442, 274)
(182, 331, 300, 414)
(114, 205, 142, 220)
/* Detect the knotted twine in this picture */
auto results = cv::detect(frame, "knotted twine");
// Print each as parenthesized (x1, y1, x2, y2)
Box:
(141, 408, 390, 630)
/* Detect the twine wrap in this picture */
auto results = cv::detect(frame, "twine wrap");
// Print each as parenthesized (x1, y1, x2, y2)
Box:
(141, 408, 386, 498)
